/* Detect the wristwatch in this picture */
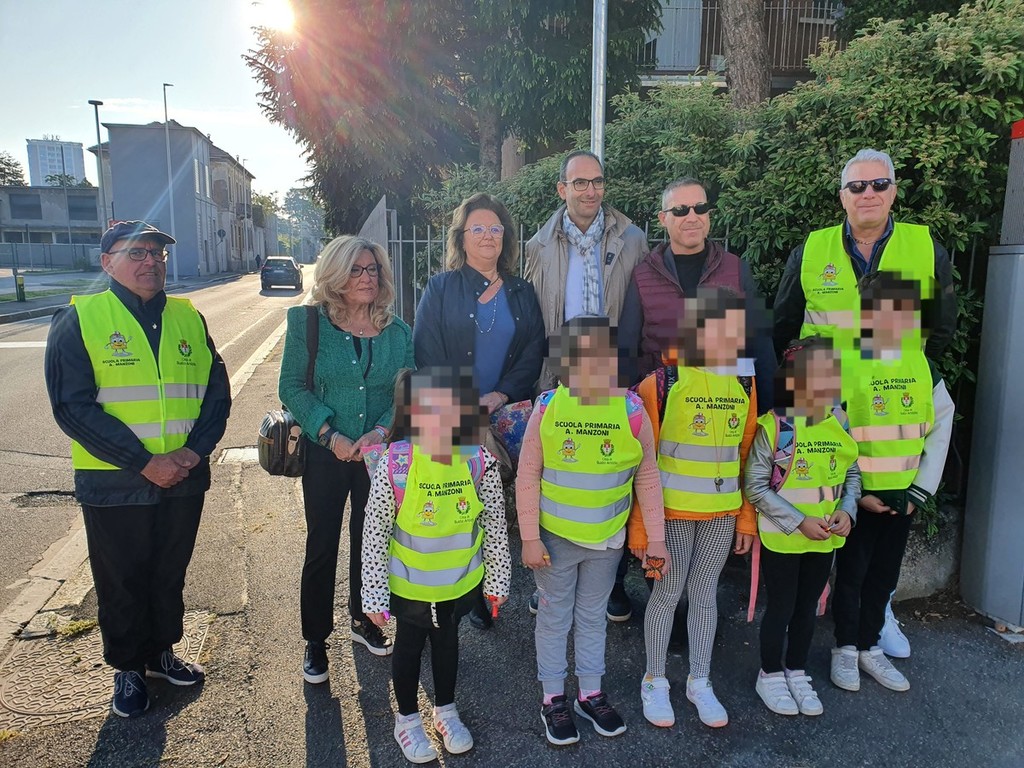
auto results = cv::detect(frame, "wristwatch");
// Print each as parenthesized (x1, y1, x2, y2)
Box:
(317, 429, 337, 449)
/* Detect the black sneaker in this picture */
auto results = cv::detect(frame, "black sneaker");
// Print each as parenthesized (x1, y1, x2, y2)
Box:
(541, 695, 580, 745)
(351, 619, 394, 656)
(468, 604, 494, 630)
(111, 670, 149, 718)
(529, 590, 539, 616)
(146, 649, 205, 686)
(606, 583, 633, 622)
(574, 692, 627, 737)
(303, 640, 329, 684)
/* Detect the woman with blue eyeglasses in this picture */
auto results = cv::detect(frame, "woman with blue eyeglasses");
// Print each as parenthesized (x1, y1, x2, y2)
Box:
(413, 193, 545, 627)
(279, 235, 414, 684)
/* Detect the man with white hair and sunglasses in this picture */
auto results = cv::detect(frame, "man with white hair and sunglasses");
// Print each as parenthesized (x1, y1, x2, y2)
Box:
(773, 149, 957, 663)
(773, 148, 956, 361)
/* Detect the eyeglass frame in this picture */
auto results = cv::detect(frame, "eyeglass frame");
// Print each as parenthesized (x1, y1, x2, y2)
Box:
(561, 176, 606, 192)
(463, 224, 505, 237)
(842, 178, 894, 194)
(349, 262, 381, 278)
(107, 246, 169, 262)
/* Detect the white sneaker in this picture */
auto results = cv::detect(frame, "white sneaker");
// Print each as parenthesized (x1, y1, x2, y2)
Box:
(686, 676, 728, 728)
(830, 646, 860, 691)
(755, 671, 798, 715)
(859, 647, 910, 691)
(433, 703, 473, 754)
(394, 713, 438, 764)
(785, 671, 823, 716)
(879, 600, 911, 658)
(640, 675, 675, 727)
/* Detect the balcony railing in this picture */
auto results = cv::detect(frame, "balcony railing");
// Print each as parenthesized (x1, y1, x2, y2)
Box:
(638, 0, 844, 76)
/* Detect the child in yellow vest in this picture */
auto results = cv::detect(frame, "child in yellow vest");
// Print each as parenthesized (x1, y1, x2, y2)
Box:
(517, 316, 668, 746)
(361, 367, 511, 764)
(745, 336, 861, 716)
(632, 287, 758, 729)
(831, 273, 954, 693)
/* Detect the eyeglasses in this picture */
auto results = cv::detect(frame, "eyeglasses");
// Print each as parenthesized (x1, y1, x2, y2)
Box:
(564, 177, 606, 192)
(350, 263, 380, 278)
(109, 247, 168, 262)
(842, 178, 893, 194)
(662, 203, 712, 217)
(464, 225, 505, 237)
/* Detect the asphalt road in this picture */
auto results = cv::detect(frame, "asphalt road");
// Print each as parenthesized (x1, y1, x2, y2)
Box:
(1, 267, 1023, 767)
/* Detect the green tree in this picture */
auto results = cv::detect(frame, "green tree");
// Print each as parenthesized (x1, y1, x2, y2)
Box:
(44, 173, 92, 187)
(837, 0, 968, 40)
(0, 151, 27, 186)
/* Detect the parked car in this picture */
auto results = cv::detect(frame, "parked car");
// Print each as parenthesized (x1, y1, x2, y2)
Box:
(261, 257, 303, 290)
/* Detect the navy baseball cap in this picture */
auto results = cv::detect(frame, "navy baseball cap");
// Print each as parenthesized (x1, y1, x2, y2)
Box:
(101, 220, 176, 254)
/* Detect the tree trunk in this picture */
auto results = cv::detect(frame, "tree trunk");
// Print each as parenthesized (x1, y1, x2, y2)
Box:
(720, 0, 771, 108)
(477, 100, 503, 178)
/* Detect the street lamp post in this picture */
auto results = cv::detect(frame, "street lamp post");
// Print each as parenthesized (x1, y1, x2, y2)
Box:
(163, 83, 179, 281)
(87, 100, 108, 230)
(590, 0, 609, 161)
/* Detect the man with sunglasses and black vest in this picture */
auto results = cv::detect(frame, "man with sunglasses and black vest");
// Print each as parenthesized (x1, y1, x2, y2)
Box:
(618, 178, 776, 410)
(773, 148, 957, 362)
(45, 220, 230, 719)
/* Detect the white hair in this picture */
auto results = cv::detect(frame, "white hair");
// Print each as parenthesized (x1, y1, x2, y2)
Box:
(840, 149, 896, 188)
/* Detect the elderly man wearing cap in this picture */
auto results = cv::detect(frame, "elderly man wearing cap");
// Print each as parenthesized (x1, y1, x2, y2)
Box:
(44, 221, 231, 718)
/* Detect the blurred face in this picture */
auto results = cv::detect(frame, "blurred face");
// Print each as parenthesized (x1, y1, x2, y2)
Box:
(463, 208, 504, 273)
(840, 160, 897, 232)
(659, 184, 711, 256)
(862, 298, 920, 351)
(345, 249, 380, 308)
(558, 155, 605, 228)
(101, 236, 167, 301)
(568, 330, 618, 397)
(696, 308, 746, 367)
(787, 348, 841, 417)
(411, 387, 460, 443)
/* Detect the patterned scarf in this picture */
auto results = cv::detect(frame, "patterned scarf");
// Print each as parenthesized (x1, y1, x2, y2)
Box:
(562, 206, 606, 316)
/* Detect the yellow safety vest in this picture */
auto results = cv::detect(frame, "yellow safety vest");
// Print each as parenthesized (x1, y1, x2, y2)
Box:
(799, 223, 934, 347)
(659, 367, 749, 513)
(71, 290, 212, 470)
(843, 350, 934, 492)
(539, 386, 642, 544)
(757, 412, 858, 553)
(388, 445, 485, 602)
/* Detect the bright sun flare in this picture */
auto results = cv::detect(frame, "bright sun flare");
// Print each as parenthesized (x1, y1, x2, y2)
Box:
(249, 0, 295, 32)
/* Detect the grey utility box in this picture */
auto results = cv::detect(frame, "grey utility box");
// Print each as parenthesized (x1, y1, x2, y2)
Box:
(960, 119, 1024, 627)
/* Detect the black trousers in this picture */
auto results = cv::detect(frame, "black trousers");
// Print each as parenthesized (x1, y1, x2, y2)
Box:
(832, 511, 913, 650)
(82, 494, 204, 671)
(759, 547, 835, 673)
(300, 443, 370, 641)
(392, 617, 460, 716)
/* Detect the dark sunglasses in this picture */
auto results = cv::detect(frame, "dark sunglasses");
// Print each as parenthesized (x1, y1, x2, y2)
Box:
(662, 203, 712, 217)
(842, 178, 893, 194)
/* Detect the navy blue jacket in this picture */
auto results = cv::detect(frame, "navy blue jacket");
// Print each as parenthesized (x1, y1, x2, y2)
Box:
(412, 266, 544, 403)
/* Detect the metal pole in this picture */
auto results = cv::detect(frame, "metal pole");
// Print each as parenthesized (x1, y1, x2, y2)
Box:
(163, 83, 179, 281)
(88, 100, 107, 229)
(590, 0, 609, 161)
(60, 146, 73, 248)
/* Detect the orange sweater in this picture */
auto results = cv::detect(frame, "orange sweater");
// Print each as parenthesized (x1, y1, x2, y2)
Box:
(627, 368, 758, 549)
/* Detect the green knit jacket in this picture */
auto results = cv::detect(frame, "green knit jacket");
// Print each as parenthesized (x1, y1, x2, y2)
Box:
(278, 305, 414, 441)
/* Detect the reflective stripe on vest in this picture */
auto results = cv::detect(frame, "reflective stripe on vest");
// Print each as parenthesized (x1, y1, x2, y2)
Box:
(843, 351, 933, 491)
(799, 223, 935, 347)
(70, 291, 212, 470)
(658, 367, 749, 514)
(538, 386, 642, 544)
(756, 413, 858, 554)
(388, 445, 485, 602)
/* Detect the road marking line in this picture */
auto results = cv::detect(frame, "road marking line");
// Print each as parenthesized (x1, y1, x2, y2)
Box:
(229, 318, 288, 395)
(0, 341, 47, 348)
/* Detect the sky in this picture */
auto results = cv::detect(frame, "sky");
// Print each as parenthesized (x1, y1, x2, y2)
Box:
(0, 0, 309, 200)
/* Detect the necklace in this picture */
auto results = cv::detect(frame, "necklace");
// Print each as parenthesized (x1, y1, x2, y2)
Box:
(702, 369, 725, 491)
(474, 283, 503, 334)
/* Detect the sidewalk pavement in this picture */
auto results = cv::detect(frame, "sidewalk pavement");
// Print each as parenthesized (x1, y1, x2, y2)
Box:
(0, 270, 244, 325)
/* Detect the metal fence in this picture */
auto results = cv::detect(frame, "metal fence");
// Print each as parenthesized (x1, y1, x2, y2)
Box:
(0, 243, 97, 271)
(638, 0, 844, 74)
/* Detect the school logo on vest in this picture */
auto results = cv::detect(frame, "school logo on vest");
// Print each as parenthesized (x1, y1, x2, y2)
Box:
(600, 438, 615, 457)
(900, 391, 914, 409)
(418, 500, 437, 526)
(691, 412, 708, 437)
(871, 394, 889, 417)
(727, 413, 740, 430)
(829, 451, 837, 473)
(794, 456, 812, 480)
(559, 438, 578, 463)
(456, 496, 470, 516)
(105, 331, 132, 357)
(820, 262, 840, 287)
(178, 338, 192, 358)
